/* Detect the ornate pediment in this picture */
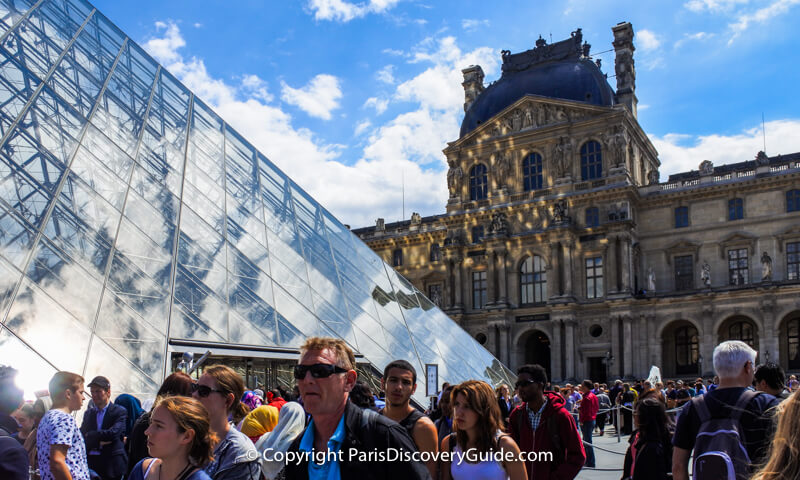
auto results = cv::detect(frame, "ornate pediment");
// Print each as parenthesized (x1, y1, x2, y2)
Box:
(460, 96, 608, 146)
(664, 240, 702, 264)
(777, 225, 800, 251)
(718, 232, 757, 259)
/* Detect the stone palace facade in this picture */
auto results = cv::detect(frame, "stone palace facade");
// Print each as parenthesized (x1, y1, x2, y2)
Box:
(353, 23, 800, 383)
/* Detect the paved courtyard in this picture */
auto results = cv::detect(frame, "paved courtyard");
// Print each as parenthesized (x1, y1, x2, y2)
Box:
(575, 427, 630, 480)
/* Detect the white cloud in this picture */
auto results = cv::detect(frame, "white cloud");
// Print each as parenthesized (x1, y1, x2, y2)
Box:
(146, 22, 185, 64)
(354, 120, 371, 136)
(727, 0, 800, 44)
(674, 32, 715, 49)
(240, 74, 273, 103)
(684, 0, 750, 12)
(280, 74, 343, 120)
(364, 97, 389, 114)
(651, 119, 800, 178)
(637, 29, 661, 51)
(376, 65, 395, 84)
(193, 22, 203, 28)
(382, 48, 405, 56)
(461, 19, 490, 31)
(307, 0, 401, 22)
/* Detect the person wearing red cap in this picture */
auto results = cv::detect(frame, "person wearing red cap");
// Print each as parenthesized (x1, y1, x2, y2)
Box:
(80, 376, 128, 480)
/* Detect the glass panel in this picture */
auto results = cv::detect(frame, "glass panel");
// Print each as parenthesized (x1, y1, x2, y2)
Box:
(58, 170, 121, 234)
(0, 206, 37, 268)
(42, 195, 113, 277)
(173, 265, 228, 338)
(105, 250, 170, 332)
(0, 325, 58, 399)
(16, 85, 84, 164)
(0, 1, 38, 37)
(0, 254, 22, 317)
(83, 334, 160, 399)
(5, 277, 91, 372)
(0, 161, 54, 229)
(168, 302, 225, 343)
(273, 284, 317, 342)
(0, 48, 40, 133)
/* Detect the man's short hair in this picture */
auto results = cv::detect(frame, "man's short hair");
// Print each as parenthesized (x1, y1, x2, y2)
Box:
(517, 364, 547, 384)
(713, 340, 757, 378)
(582, 380, 593, 390)
(754, 362, 785, 391)
(49, 371, 84, 401)
(383, 360, 417, 383)
(0, 365, 24, 415)
(300, 337, 355, 370)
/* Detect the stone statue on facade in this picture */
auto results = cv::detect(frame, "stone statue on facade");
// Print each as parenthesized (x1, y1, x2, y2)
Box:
(375, 218, 385, 231)
(494, 151, 511, 189)
(552, 199, 571, 224)
(647, 169, 660, 185)
(430, 288, 442, 308)
(554, 137, 572, 179)
(512, 109, 523, 131)
(755, 150, 769, 166)
(410, 212, 421, 225)
(444, 228, 466, 246)
(699, 160, 714, 175)
(647, 267, 656, 293)
(489, 212, 508, 235)
(701, 262, 711, 288)
(523, 107, 534, 128)
(761, 251, 773, 281)
(447, 164, 463, 197)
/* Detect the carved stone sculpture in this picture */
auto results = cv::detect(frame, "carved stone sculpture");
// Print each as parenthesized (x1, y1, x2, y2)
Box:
(701, 262, 711, 288)
(552, 199, 571, 224)
(647, 170, 660, 185)
(761, 252, 772, 281)
(755, 151, 769, 166)
(489, 212, 508, 235)
(512, 109, 523, 131)
(647, 267, 656, 293)
(444, 228, 466, 246)
(554, 137, 572, 179)
(446, 165, 463, 197)
(699, 160, 714, 175)
(376, 218, 385, 231)
(410, 212, 421, 225)
(523, 107, 534, 128)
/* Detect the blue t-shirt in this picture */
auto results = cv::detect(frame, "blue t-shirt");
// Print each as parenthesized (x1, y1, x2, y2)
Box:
(128, 458, 212, 480)
(298, 415, 346, 480)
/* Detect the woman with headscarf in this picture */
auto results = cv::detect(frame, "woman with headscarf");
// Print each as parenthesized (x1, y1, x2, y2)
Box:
(239, 405, 279, 443)
(114, 393, 145, 441)
(254, 402, 306, 480)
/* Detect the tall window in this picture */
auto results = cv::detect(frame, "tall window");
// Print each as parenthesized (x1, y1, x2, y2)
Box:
(585, 256, 603, 299)
(580, 141, 603, 180)
(428, 283, 443, 308)
(392, 248, 403, 267)
(674, 255, 694, 291)
(585, 207, 599, 227)
(472, 271, 487, 309)
(728, 320, 755, 348)
(470, 164, 488, 201)
(520, 255, 547, 305)
(728, 198, 743, 220)
(675, 206, 689, 228)
(523, 153, 543, 192)
(471, 226, 484, 244)
(787, 189, 800, 212)
(788, 317, 800, 370)
(675, 326, 699, 375)
(788, 241, 800, 281)
(728, 248, 749, 285)
(429, 243, 441, 262)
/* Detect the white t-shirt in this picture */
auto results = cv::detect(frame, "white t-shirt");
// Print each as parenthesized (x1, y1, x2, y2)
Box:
(37, 409, 90, 480)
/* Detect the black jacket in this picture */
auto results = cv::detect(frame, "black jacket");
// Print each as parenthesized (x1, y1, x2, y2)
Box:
(285, 401, 431, 480)
(621, 432, 672, 480)
(0, 414, 29, 480)
(80, 403, 128, 479)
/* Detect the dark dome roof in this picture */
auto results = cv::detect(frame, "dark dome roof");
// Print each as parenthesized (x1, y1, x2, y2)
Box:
(460, 51, 616, 138)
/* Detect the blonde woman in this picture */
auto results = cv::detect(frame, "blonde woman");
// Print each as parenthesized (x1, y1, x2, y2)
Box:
(751, 389, 800, 480)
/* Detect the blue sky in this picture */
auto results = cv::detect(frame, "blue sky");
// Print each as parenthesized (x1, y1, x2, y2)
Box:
(90, 0, 800, 227)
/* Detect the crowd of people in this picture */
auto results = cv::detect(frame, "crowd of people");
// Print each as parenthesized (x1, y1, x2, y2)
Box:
(1, 338, 799, 480)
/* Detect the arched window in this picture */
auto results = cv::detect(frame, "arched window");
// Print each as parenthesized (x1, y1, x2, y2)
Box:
(728, 320, 755, 348)
(580, 140, 603, 180)
(675, 325, 699, 375)
(469, 164, 488, 201)
(523, 153, 543, 192)
(520, 255, 547, 305)
(788, 317, 800, 370)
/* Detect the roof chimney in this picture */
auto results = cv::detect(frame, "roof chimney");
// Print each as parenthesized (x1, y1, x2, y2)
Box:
(612, 22, 637, 118)
(461, 65, 485, 113)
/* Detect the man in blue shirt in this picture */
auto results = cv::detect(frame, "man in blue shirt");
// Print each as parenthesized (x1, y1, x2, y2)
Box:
(80, 376, 127, 480)
(286, 337, 430, 480)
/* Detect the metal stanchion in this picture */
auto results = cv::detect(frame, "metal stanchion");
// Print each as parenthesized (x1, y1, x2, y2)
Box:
(616, 405, 621, 443)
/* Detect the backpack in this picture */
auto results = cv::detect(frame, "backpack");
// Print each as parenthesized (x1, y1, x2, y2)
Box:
(691, 389, 759, 480)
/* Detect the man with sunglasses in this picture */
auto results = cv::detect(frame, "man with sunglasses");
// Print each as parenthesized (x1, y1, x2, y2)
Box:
(508, 364, 585, 480)
(285, 337, 430, 480)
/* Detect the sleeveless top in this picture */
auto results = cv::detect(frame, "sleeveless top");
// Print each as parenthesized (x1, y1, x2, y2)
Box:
(398, 410, 425, 441)
(450, 434, 509, 480)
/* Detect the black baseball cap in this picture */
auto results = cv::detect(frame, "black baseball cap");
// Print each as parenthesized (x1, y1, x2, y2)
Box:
(87, 376, 110, 389)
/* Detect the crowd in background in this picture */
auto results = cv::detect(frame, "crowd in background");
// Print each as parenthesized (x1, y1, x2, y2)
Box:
(1, 338, 800, 480)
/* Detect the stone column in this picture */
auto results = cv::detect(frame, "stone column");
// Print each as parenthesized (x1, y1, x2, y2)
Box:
(548, 243, 561, 298)
(759, 297, 779, 364)
(564, 319, 576, 381)
(620, 236, 632, 294)
(497, 249, 509, 306)
(453, 256, 464, 310)
(701, 303, 714, 377)
(623, 316, 633, 378)
(610, 315, 621, 378)
(551, 321, 563, 382)
(563, 241, 575, 298)
(488, 322, 499, 358)
(499, 322, 511, 367)
(487, 249, 497, 305)
(445, 259, 454, 309)
(607, 235, 618, 293)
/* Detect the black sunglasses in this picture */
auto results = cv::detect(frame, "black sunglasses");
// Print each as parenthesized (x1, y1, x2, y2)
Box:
(515, 379, 537, 389)
(191, 383, 228, 398)
(293, 363, 350, 380)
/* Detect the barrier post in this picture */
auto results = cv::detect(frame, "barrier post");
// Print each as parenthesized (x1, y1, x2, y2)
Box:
(616, 405, 621, 443)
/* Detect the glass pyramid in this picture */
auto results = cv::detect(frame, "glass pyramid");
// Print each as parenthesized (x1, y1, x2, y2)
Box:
(0, 0, 513, 405)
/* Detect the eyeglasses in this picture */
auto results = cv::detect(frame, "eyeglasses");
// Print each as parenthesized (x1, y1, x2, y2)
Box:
(191, 383, 227, 398)
(293, 363, 350, 380)
(515, 379, 537, 389)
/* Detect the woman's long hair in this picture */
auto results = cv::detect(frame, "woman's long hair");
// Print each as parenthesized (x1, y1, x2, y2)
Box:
(203, 365, 250, 424)
(452, 380, 504, 453)
(635, 398, 672, 446)
(752, 390, 800, 480)
(153, 396, 218, 467)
